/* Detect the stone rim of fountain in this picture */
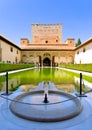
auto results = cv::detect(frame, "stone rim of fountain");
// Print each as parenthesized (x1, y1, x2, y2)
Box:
(10, 90, 83, 122)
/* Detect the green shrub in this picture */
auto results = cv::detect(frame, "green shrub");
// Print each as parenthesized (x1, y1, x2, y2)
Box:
(0, 63, 34, 72)
(59, 64, 92, 73)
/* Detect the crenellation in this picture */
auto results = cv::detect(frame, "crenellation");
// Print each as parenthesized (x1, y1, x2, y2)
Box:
(32, 24, 62, 44)
(1, 23, 92, 65)
(65, 39, 75, 48)
(20, 38, 30, 47)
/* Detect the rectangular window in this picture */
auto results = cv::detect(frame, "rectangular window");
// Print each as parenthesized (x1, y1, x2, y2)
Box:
(83, 48, 86, 52)
(10, 47, 13, 52)
(17, 50, 18, 54)
(77, 51, 79, 54)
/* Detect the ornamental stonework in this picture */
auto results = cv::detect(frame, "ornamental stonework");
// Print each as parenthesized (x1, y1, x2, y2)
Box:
(20, 23, 75, 66)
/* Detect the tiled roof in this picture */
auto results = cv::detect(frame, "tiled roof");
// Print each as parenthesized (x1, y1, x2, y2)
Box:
(0, 34, 21, 50)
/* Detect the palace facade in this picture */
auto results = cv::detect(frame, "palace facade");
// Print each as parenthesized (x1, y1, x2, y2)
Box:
(0, 24, 92, 66)
(20, 24, 75, 66)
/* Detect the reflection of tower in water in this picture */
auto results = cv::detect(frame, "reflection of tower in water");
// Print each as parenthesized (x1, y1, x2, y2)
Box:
(40, 68, 53, 80)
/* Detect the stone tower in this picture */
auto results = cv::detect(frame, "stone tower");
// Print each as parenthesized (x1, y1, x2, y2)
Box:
(31, 24, 62, 44)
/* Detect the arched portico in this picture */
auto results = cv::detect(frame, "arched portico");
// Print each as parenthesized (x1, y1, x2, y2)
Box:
(43, 57, 51, 66)
(21, 51, 74, 65)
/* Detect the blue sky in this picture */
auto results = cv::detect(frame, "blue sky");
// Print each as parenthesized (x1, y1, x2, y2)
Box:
(0, 0, 92, 46)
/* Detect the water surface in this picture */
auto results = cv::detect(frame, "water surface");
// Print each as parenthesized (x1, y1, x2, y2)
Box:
(0, 67, 92, 93)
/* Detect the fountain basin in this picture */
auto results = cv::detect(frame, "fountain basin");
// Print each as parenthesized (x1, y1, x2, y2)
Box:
(10, 90, 82, 122)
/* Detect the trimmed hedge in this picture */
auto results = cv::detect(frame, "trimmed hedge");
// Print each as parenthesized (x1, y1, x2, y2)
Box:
(59, 64, 92, 73)
(0, 63, 34, 72)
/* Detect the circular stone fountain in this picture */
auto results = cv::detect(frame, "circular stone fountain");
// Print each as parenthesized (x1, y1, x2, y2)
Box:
(10, 89, 83, 122)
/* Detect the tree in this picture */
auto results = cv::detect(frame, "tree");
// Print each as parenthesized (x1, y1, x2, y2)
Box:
(75, 38, 81, 47)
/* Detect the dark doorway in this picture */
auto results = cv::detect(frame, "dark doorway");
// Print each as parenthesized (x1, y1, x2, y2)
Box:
(43, 58, 51, 66)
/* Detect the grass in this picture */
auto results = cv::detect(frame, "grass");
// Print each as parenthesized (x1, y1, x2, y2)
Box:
(59, 64, 92, 73)
(0, 63, 34, 72)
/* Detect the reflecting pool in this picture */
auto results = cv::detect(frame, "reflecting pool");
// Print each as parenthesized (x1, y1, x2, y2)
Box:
(0, 67, 92, 93)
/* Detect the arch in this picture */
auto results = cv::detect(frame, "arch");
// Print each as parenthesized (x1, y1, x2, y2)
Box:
(43, 57, 51, 66)
(68, 55, 74, 63)
(30, 55, 33, 57)
(59, 55, 66, 64)
(43, 53, 50, 57)
(22, 55, 27, 57)
(22, 55, 27, 63)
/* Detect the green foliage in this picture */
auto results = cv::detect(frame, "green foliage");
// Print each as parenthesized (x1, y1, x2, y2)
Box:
(75, 38, 81, 47)
(60, 64, 92, 73)
(0, 63, 34, 72)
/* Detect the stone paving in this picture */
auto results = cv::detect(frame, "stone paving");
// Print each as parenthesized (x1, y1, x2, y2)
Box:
(0, 89, 92, 130)
(0, 92, 92, 130)
(0, 68, 92, 129)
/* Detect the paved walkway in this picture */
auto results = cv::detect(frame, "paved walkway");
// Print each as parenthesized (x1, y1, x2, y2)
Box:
(0, 67, 92, 129)
(0, 89, 92, 130)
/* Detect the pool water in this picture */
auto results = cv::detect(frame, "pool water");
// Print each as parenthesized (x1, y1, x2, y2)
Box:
(0, 67, 92, 93)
